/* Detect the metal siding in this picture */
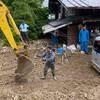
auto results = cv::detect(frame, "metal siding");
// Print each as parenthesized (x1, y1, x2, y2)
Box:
(61, 0, 74, 7)
(68, 0, 81, 7)
(74, 0, 88, 7)
(59, 0, 100, 8)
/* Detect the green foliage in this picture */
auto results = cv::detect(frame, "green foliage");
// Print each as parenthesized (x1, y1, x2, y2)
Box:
(33, 7, 49, 37)
(2, 0, 49, 42)
(2, 28, 20, 46)
(2, 36, 9, 46)
(12, 0, 49, 39)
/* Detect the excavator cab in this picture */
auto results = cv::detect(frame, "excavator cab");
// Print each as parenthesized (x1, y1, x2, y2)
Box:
(0, 1, 34, 83)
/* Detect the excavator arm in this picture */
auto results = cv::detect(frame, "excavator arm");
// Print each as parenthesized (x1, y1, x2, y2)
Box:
(0, 1, 22, 50)
(0, 1, 34, 83)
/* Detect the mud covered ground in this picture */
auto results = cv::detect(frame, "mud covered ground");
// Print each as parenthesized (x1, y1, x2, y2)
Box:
(0, 40, 100, 100)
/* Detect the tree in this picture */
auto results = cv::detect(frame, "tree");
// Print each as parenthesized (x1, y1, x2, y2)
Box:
(2, 0, 49, 39)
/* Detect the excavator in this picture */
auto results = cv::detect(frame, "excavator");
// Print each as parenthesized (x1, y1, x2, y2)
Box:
(0, 1, 34, 83)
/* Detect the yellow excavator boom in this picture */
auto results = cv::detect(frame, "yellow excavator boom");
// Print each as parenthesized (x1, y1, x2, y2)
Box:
(0, 1, 34, 83)
(0, 1, 21, 50)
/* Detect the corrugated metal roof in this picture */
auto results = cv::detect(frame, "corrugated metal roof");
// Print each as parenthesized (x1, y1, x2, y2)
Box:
(42, 16, 82, 34)
(42, 22, 72, 34)
(59, 0, 100, 8)
(42, 18, 73, 34)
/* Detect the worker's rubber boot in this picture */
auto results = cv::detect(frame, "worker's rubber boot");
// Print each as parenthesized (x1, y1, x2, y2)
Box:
(53, 76, 57, 80)
(40, 76, 46, 80)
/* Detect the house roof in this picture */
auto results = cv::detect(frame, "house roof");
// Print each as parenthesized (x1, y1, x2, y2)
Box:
(42, 18, 73, 34)
(58, 0, 100, 8)
(42, 15, 100, 34)
(42, 16, 82, 34)
(42, 22, 72, 34)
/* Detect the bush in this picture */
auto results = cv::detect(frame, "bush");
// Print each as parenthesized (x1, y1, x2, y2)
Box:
(1, 0, 49, 46)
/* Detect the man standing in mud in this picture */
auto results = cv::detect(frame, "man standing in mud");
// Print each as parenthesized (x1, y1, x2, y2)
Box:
(79, 24, 89, 54)
(41, 46, 56, 80)
(19, 21, 29, 43)
(51, 30, 59, 47)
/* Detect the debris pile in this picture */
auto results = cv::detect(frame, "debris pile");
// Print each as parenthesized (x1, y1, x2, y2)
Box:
(0, 39, 100, 100)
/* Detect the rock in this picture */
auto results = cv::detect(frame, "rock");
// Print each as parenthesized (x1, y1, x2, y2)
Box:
(84, 93, 88, 98)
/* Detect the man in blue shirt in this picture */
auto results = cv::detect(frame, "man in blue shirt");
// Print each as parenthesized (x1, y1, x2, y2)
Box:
(51, 30, 58, 47)
(79, 25, 89, 54)
(41, 46, 56, 80)
(19, 21, 29, 43)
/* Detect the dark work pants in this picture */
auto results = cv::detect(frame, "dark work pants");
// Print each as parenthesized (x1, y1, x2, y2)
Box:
(21, 32, 29, 43)
(44, 62, 55, 77)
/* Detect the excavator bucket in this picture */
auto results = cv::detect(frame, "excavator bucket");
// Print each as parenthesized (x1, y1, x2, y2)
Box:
(0, 1, 34, 83)
(15, 54, 34, 83)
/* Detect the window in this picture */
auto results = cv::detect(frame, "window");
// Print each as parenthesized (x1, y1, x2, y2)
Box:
(94, 41, 100, 53)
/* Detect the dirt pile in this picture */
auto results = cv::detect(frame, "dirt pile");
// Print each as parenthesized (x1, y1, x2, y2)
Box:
(0, 39, 100, 100)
